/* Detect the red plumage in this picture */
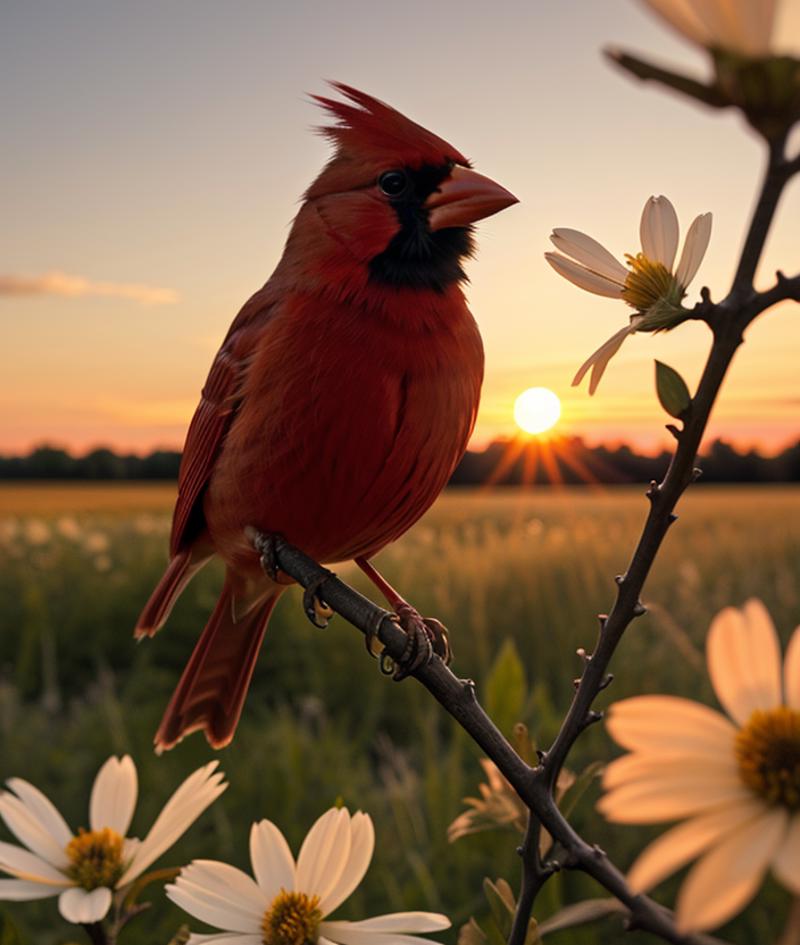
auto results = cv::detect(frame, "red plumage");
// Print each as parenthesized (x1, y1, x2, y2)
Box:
(136, 84, 516, 751)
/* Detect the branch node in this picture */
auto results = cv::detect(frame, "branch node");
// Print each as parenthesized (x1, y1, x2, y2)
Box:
(461, 678, 477, 699)
(597, 614, 608, 631)
(632, 601, 647, 617)
(536, 748, 547, 764)
(692, 466, 703, 481)
(646, 480, 659, 500)
(591, 843, 607, 858)
(577, 646, 592, 663)
(614, 573, 625, 586)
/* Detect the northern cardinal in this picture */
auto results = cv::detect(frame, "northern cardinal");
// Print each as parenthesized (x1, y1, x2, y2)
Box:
(136, 83, 517, 751)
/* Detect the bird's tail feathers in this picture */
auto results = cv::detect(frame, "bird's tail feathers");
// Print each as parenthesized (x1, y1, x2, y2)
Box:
(134, 547, 211, 640)
(154, 578, 280, 753)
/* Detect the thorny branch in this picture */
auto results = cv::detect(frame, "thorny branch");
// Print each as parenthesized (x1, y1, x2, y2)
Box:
(255, 98, 799, 945)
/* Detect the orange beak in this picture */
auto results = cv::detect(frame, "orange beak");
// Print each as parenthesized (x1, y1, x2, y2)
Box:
(425, 166, 518, 231)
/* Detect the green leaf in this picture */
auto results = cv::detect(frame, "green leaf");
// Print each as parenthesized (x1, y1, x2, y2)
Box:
(483, 877, 515, 939)
(655, 360, 691, 419)
(485, 639, 527, 736)
(166, 926, 192, 945)
(557, 761, 604, 820)
(458, 918, 489, 945)
(536, 898, 626, 937)
(0, 912, 23, 945)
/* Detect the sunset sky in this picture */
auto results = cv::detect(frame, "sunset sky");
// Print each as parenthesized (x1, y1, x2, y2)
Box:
(2, 0, 799, 456)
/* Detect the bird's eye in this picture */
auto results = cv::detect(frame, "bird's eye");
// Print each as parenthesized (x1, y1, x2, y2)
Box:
(378, 170, 410, 198)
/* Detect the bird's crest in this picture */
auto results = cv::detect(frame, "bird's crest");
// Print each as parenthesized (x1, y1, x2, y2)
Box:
(312, 82, 470, 170)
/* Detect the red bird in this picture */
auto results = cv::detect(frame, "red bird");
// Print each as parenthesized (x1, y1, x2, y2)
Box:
(136, 84, 517, 751)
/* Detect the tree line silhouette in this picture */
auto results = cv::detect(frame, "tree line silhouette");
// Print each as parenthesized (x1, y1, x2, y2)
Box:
(2, 437, 799, 484)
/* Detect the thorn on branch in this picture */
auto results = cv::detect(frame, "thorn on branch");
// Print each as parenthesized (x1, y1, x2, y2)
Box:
(592, 844, 607, 858)
(666, 423, 681, 441)
(536, 748, 547, 764)
(668, 513, 679, 525)
(776, 269, 788, 285)
(632, 601, 647, 617)
(598, 673, 614, 691)
(581, 710, 603, 732)
(692, 466, 703, 481)
(461, 678, 477, 699)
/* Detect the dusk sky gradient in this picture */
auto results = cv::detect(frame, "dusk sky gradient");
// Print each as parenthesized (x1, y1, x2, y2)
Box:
(2, 0, 799, 455)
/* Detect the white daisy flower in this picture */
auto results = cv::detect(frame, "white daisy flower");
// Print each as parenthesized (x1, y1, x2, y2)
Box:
(639, 0, 779, 58)
(0, 757, 226, 925)
(167, 806, 451, 945)
(545, 195, 712, 393)
(598, 599, 800, 932)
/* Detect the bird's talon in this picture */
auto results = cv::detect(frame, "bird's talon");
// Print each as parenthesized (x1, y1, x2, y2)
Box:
(302, 571, 335, 629)
(379, 653, 395, 675)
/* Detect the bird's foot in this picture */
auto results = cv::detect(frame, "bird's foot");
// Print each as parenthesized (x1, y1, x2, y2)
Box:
(249, 528, 334, 629)
(302, 571, 335, 629)
(249, 529, 282, 581)
(385, 603, 452, 681)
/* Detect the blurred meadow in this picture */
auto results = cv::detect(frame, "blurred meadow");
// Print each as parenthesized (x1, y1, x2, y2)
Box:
(1, 482, 799, 944)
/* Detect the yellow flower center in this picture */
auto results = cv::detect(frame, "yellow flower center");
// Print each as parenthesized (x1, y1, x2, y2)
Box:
(735, 707, 800, 809)
(65, 827, 125, 891)
(261, 891, 322, 945)
(622, 253, 682, 314)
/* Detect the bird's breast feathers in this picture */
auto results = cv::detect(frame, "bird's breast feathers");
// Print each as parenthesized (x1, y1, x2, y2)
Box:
(204, 290, 483, 566)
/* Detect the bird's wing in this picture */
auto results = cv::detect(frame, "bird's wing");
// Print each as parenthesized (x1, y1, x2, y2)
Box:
(169, 290, 274, 556)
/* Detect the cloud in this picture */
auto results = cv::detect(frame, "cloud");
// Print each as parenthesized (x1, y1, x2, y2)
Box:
(0, 271, 179, 305)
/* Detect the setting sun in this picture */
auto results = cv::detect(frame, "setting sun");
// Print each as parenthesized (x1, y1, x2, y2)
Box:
(513, 387, 562, 435)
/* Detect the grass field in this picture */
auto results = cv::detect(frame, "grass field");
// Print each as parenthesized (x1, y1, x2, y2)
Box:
(1, 483, 799, 945)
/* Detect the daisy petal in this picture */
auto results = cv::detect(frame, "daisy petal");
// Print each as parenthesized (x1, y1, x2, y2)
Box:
(5, 779, 72, 851)
(627, 797, 765, 892)
(296, 807, 351, 904)
(187, 936, 262, 945)
(170, 861, 265, 927)
(675, 807, 787, 932)
(545, 253, 625, 298)
(572, 323, 638, 394)
(640, 196, 679, 270)
(773, 812, 800, 894)
(166, 867, 263, 935)
(0, 879, 63, 901)
(598, 774, 749, 823)
(90, 756, 138, 836)
(784, 625, 800, 710)
(606, 695, 737, 758)
(638, 0, 712, 48)
(331, 913, 451, 932)
(320, 921, 447, 945)
(707, 600, 783, 725)
(0, 840, 71, 885)
(58, 886, 113, 924)
(249, 820, 295, 900)
(319, 812, 374, 915)
(549, 229, 628, 284)
(0, 792, 70, 869)
(119, 762, 226, 886)
(675, 213, 712, 288)
(603, 752, 737, 791)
